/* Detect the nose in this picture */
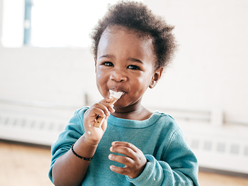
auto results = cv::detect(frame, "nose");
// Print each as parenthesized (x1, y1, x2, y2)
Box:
(110, 69, 127, 82)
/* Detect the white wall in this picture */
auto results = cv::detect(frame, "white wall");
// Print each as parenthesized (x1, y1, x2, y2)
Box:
(0, 47, 97, 106)
(0, 0, 248, 125)
(143, 0, 248, 125)
(0, 0, 3, 45)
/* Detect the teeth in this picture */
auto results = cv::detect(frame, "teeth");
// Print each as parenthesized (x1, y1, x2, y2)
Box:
(109, 90, 123, 99)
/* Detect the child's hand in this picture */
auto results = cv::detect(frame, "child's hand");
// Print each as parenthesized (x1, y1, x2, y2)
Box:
(108, 141, 147, 179)
(83, 97, 115, 146)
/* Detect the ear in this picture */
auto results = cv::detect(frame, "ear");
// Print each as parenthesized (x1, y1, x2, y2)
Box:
(149, 67, 164, 89)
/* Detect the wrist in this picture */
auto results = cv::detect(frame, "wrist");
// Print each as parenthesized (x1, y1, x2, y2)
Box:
(82, 133, 100, 147)
(72, 135, 98, 159)
(71, 144, 94, 161)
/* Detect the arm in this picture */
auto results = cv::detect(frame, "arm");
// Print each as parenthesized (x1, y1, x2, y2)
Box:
(127, 129, 199, 186)
(50, 98, 115, 186)
(108, 129, 199, 186)
(52, 134, 97, 186)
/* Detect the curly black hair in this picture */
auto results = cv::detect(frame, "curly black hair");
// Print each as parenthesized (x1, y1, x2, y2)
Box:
(91, 1, 177, 69)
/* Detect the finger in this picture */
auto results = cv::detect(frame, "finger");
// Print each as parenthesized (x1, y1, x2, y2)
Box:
(101, 96, 116, 103)
(88, 108, 107, 125)
(84, 107, 108, 129)
(87, 98, 115, 120)
(110, 165, 131, 176)
(94, 103, 112, 117)
(99, 98, 115, 113)
(108, 154, 134, 167)
(111, 141, 139, 153)
(110, 145, 136, 159)
(109, 154, 147, 179)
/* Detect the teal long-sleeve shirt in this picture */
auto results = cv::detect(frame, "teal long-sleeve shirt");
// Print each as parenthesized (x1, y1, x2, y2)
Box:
(49, 107, 199, 186)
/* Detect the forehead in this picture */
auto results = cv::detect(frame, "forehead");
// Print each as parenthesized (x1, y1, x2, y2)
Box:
(97, 26, 156, 62)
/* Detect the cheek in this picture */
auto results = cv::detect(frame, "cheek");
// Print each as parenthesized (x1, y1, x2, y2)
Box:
(96, 69, 104, 88)
(96, 67, 106, 82)
(131, 76, 150, 95)
(136, 73, 152, 88)
(95, 68, 110, 97)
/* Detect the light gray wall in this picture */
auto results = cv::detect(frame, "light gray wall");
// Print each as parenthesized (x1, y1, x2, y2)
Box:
(0, 0, 3, 46)
(0, 0, 248, 125)
(0, 47, 96, 107)
(143, 0, 248, 124)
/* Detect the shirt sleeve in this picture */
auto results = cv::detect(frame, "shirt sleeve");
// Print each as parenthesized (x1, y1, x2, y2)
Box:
(48, 108, 87, 183)
(126, 129, 199, 186)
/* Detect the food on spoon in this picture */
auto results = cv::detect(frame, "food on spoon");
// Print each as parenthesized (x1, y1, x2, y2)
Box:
(108, 90, 123, 104)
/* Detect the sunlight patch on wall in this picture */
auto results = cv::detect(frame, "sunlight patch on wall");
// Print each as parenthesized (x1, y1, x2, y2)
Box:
(1, 0, 143, 48)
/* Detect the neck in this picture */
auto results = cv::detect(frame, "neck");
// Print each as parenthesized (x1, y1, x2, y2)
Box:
(112, 105, 152, 121)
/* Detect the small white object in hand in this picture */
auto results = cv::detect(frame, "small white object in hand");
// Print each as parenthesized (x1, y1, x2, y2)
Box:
(94, 90, 124, 128)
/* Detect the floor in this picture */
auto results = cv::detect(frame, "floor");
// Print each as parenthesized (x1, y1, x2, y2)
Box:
(0, 141, 248, 186)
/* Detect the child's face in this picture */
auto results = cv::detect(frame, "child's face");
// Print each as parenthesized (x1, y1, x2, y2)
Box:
(95, 26, 162, 112)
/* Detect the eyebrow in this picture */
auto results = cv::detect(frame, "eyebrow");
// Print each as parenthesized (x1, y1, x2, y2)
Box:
(99, 55, 143, 64)
(99, 54, 115, 59)
(128, 57, 143, 64)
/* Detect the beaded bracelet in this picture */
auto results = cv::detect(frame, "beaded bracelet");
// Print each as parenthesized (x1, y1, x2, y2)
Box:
(71, 144, 94, 161)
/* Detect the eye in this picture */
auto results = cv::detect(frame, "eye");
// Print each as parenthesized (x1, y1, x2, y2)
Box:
(102, 62, 114, 66)
(127, 65, 141, 70)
